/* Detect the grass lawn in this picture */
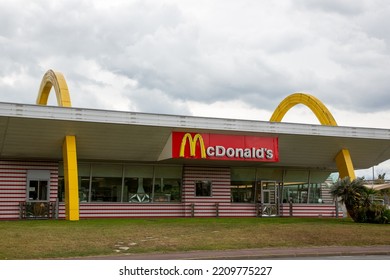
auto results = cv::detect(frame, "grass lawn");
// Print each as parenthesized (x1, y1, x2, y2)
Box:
(0, 217, 389, 259)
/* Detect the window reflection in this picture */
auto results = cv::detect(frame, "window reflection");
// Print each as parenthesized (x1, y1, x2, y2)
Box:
(230, 168, 332, 204)
(58, 163, 182, 203)
(231, 183, 254, 203)
(28, 180, 48, 201)
(153, 178, 181, 202)
(125, 178, 152, 203)
(195, 180, 212, 196)
(91, 177, 122, 202)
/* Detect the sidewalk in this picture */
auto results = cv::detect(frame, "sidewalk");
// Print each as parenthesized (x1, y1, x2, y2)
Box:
(82, 245, 390, 260)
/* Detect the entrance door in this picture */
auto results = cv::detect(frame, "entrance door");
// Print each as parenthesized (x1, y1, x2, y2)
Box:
(256, 181, 278, 217)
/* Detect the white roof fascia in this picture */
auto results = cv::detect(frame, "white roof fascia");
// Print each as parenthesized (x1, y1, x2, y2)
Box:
(1, 102, 390, 140)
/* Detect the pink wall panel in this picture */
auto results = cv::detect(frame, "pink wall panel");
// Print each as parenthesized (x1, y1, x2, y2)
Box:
(0, 161, 58, 219)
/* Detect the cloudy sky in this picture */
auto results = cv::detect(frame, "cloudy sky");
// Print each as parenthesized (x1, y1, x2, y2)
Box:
(1, 0, 390, 178)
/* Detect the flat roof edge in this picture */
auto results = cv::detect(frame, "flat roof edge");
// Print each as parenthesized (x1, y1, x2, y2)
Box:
(1, 102, 390, 140)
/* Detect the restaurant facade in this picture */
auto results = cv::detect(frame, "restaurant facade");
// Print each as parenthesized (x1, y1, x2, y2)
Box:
(1, 70, 390, 220)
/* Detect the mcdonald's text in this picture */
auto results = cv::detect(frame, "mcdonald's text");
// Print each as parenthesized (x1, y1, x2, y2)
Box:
(172, 132, 279, 162)
(206, 146, 274, 159)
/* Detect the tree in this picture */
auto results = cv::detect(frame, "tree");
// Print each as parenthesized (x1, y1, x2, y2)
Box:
(330, 177, 388, 223)
(330, 177, 366, 221)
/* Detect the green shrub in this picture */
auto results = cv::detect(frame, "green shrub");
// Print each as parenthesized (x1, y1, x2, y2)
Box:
(382, 209, 390, 224)
(358, 205, 389, 224)
(331, 177, 389, 224)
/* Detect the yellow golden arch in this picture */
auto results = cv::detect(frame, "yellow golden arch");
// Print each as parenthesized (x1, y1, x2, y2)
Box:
(179, 133, 207, 158)
(36, 70, 72, 107)
(270, 93, 356, 180)
(37, 70, 79, 221)
(36, 71, 356, 221)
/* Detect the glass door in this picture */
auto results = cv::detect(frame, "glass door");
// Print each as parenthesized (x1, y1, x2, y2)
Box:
(257, 181, 278, 217)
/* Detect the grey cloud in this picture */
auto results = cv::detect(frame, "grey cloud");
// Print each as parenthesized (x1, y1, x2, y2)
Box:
(130, 87, 191, 115)
(1, 0, 390, 118)
(296, 0, 368, 15)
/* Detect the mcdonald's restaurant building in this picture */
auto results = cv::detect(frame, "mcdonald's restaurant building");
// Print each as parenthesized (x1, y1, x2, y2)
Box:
(1, 71, 390, 221)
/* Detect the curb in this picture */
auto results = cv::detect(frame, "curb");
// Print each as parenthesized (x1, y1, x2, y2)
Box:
(80, 245, 390, 260)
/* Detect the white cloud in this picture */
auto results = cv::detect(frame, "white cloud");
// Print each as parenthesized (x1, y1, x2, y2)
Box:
(1, 0, 390, 176)
(186, 99, 271, 121)
(1, 0, 389, 115)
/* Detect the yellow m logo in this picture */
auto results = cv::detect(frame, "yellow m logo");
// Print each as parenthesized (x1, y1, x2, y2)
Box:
(179, 133, 206, 158)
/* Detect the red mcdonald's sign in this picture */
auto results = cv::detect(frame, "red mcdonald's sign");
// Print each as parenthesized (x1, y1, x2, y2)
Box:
(172, 132, 279, 162)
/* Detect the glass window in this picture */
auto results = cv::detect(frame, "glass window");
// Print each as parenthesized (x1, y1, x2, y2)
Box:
(231, 168, 256, 181)
(126, 177, 152, 203)
(125, 165, 153, 203)
(309, 171, 332, 204)
(58, 163, 183, 203)
(153, 166, 182, 202)
(256, 168, 283, 181)
(153, 178, 181, 202)
(27, 170, 50, 201)
(91, 164, 122, 202)
(231, 168, 255, 203)
(282, 182, 309, 203)
(154, 166, 182, 178)
(282, 170, 309, 203)
(307, 183, 321, 204)
(58, 163, 91, 202)
(28, 180, 48, 201)
(284, 170, 309, 182)
(310, 171, 331, 183)
(58, 177, 65, 202)
(282, 170, 331, 204)
(79, 164, 92, 202)
(231, 184, 254, 203)
(195, 180, 212, 197)
(58, 164, 65, 202)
